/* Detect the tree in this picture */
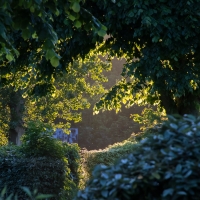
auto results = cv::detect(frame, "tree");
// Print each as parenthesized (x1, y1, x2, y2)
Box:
(88, 0, 200, 116)
(0, 0, 106, 92)
(2, 0, 199, 143)
(0, 0, 109, 144)
(0, 53, 111, 144)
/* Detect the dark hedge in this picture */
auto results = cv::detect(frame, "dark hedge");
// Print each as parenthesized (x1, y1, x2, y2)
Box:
(0, 121, 81, 200)
(0, 155, 66, 199)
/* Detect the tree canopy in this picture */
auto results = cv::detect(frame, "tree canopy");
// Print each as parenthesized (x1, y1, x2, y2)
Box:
(1, 0, 200, 117)
(0, 0, 106, 94)
(91, 0, 200, 115)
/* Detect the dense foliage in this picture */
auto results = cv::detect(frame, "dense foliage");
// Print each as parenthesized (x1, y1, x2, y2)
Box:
(0, 52, 111, 144)
(91, 0, 200, 115)
(80, 139, 138, 185)
(0, 0, 108, 100)
(0, 121, 81, 200)
(1, 0, 200, 116)
(0, 186, 53, 200)
(77, 115, 200, 199)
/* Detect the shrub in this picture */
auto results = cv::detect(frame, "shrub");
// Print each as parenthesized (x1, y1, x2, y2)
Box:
(21, 120, 64, 158)
(79, 139, 138, 187)
(0, 121, 81, 200)
(0, 150, 67, 199)
(77, 115, 200, 200)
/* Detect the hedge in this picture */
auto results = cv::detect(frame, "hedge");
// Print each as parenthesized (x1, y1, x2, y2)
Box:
(77, 115, 200, 200)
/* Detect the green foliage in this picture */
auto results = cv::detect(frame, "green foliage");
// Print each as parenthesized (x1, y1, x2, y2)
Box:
(0, 126, 81, 200)
(79, 139, 138, 186)
(0, 0, 108, 97)
(91, 0, 200, 115)
(0, 186, 53, 200)
(63, 143, 81, 185)
(0, 153, 65, 199)
(77, 115, 200, 199)
(21, 121, 64, 158)
(131, 107, 167, 132)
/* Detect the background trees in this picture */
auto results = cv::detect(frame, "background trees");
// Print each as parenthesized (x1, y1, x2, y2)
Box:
(0, 54, 111, 144)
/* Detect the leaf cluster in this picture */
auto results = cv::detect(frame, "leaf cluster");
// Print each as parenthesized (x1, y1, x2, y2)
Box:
(79, 139, 138, 187)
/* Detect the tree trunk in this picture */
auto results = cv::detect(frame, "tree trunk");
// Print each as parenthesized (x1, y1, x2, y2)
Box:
(175, 93, 199, 116)
(8, 90, 25, 145)
(159, 90, 199, 116)
(159, 90, 178, 115)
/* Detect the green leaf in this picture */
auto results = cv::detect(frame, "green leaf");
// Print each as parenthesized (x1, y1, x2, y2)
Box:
(74, 20, 82, 28)
(152, 172, 161, 179)
(46, 49, 56, 60)
(50, 56, 59, 67)
(175, 164, 182, 173)
(21, 187, 32, 198)
(162, 188, 174, 197)
(36, 194, 54, 199)
(30, 6, 35, 13)
(177, 191, 187, 195)
(43, 39, 54, 50)
(22, 29, 31, 40)
(6, 54, 14, 62)
(101, 190, 108, 198)
(1, 186, 6, 197)
(68, 14, 76, 21)
(97, 29, 106, 37)
(101, 25, 107, 31)
(72, 2, 80, 13)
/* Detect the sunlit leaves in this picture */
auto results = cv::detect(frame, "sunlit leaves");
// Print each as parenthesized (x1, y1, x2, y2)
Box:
(89, 0, 200, 115)
(0, 0, 107, 84)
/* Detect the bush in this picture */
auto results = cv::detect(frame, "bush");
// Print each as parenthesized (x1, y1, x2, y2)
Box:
(0, 148, 68, 199)
(77, 115, 200, 200)
(21, 120, 64, 158)
(79, 139, 138, 188)
(0, 121, 81, 200)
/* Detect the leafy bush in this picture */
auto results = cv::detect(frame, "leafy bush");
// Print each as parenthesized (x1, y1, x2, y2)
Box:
(21, 121, 64, 158)
(79, 139, 138, 187)
(77, 115, 200, 200)
(0, 121, 81, 200)
(0, 151, 67, 199)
